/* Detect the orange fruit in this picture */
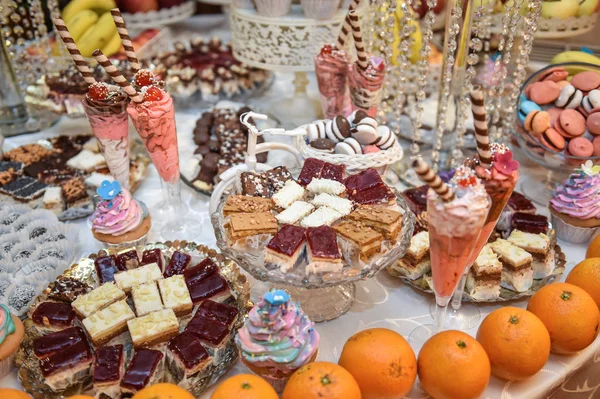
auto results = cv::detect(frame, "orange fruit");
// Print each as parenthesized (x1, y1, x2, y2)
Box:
(131, 383, 194, 399)
(418, 330, 490, 399)
(282, 361, 361, 399)
(477, 307, 551, 380)
(527, 282, 600, 354)
(338, 328, 417, 398)
(0, 389, 31, 399)
(211, 374, 278, 399)
(566, 258, 600, 309)
(586, 235, 600, 258)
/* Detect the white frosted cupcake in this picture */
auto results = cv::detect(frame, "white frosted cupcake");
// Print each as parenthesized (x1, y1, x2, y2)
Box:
(301, 0, 341, 19)
(255, 0, 292, 17)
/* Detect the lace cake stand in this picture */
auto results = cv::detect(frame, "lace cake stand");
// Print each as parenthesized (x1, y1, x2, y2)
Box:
(229, 5, 349, 126)
(122, 1, 196, 28)
(490, 12, 598, 38)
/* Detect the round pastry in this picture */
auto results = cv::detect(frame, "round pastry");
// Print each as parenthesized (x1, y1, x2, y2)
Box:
(0, 304, 24, 379)
(593, 136, 600, 156)
(540, 128, 566, 152)
(555, 84, 583, 109)
(306, 121, 327, 143)
(519, 100, 541, 123)
(570, 71, 600, 92)
(546, 107, 562, 127)
(587, 113, 600, 136)
(310, 138, 335, 153)
(324, 116, 351, 143)
(376, 126, 396, 150)
(335, 137, 363, 155)
(193, 131, 210, 146)
(352, 118, 380, 145)
(347, 109, 369, 126)
(91, 180, 151, 246)
(524, 110, 550, 138)
(538, 66, 569, 82)
(527, 80, 561, 105)
(559, 109, 586, 138)
(568, 137, 594, 158)
(583, 90, 600, 114)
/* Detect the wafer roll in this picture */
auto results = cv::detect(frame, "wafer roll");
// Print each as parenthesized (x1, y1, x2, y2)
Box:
(110, 8, 140, 73)
(336, 0, 362, 49)
(52, 17, 96, 85)
(92, 49, 143, 103)
(470, 86, 492, 168)
(412, 158, 454, 202)
(348, 10, 368, 71)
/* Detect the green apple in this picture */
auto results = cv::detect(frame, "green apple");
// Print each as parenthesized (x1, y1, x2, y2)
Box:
(577, 0, 599, 16)
(541, 0, 579, 18)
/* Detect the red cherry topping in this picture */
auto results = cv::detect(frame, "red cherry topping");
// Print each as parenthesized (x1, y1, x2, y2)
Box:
(88, 82, 109, 100)
(135, 69, 155, 87)
(321, 45, 333, 55)
(144, 86, 163, 102)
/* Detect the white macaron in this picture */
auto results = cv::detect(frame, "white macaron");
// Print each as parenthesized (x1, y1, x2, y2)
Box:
(583, 90, 600, 114)
(335, 137, 363, 155)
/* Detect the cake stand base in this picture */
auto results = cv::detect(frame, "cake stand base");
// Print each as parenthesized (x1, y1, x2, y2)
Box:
(268, 72, 322, 128)
(272, 282, 355, 322)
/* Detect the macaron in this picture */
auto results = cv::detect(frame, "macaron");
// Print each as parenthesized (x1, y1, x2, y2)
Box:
(311, 138, 336, 153)
(325, 116, 351, 142)
(582, 90, 600, 114)
(559, 109, 586, 138)
(519, 100, 541, 123)
(524, 110, 550, 138)
(538, 66, 569, 82)
(593, 136, 600, 156)
(568, 136, 594, 157)
(587, 112, 600, 136)
(347, 109, 369, 126)
(527, 80, 561, 105)
(547, 107, 562, 127)
(570, 71, 600, 92)
(335, 137, 363, 155)
(363, 145, 380, 154)
(556, 80, 571, 89)
(375, 125, 395, 150)
(306, 120, 327, 142)
(554, 84, 583, 109)
(352, 117, 380, 145)
(540, 128, 566, 152)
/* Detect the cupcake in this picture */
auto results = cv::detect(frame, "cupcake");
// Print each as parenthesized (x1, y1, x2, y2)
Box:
(549, 162, 600, 244)
(254, 0, 292, 17)
(91, 180, 151, 246)
(0, 304, 24, 379)
(235, 289, 319, 392)
(301, 0, 341, 19)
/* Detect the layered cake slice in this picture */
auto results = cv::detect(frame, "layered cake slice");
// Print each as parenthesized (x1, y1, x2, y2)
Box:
(297, 158, 325, 186)
(196, 300, 239, 329)
(223, 195, 273, 216)
(82, 299, 136, 346)
(183, 258, 218, 286)
(264, 224, 306, 272)
(31, 301, 76, 333)
(490, 239, 534, 292)
(93, 345, 125, 399)
(131, 282, 164, 317)
(465, 244, 502, 301)
(33, 326, 87, 359)
(185, 313, 231, 356)
(167, 331, 212, 378)
(300, 206, 343, 228)
(275, 201, 314, 225)
(115, 249, 140, 270)
(38, 339, 94, 391)
(120, 349, 164, 395)
(351, 184, 396, 206)
(272, 180, 305, 208)
(158, 275, 194, 316)
(186, 273, 231, 304)
(164, 250, 192, 278)
(333, 220, 382, 260)
(306, 178, 346, 196)
(94, 255, 125, 285)
(227, 212, 278, 243)
(497, 192, 536, 232)
(507, 230, 554, 278)
(344, 168, 383, 194)
(127, 308, 179, 348)
(140, 248, 165, 271)
(305, 225, 342, 274)
(348, 205, 403, 239)
(390, 231, 430, 279)
(511, 213, 549, 235)
(265, 166, 294, 193)
(113, 262, 163, 292)
(320, 162, 346, 183)
(311, 193, 353, 216)
(72, 282, 126, 318)
(239, 171, 271, 197)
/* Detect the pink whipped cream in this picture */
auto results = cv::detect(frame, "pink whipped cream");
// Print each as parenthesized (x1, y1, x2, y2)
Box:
(347, 57, 386, 109)
(550, 169, 600, 220)
(91, 188, 143, 236)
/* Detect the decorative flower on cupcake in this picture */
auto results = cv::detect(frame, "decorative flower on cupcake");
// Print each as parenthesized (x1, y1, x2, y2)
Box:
(492, 151, 520, 176)
(97, 180, 121, 201)
(581, 160, 600, 176)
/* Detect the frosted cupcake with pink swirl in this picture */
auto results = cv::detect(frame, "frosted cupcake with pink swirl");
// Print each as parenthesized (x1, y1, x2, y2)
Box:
(91, 180, 151, 246)
(235, 289, 319, 391)
(550, 161, 600, 243)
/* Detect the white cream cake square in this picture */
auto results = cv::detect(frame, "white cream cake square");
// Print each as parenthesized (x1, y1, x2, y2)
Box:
(132, 281, 164, 317)
(114, 263, 163, 292)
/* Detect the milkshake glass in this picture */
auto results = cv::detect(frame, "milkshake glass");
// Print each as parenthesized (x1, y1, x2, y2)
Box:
(83, 86, 131, 189)
(347, 57, 385, 118)
(314, 46, 351, 119)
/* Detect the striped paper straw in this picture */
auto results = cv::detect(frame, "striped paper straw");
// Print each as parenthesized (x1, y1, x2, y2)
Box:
(52, 17, 96, 85)
(336, 0, 362, 49)
(110, 8, 140, 73)
(412, 158, 455, 202)
(348, 10, 368, 71)
(470, 86, 492, 168)
(92, 49, 143, 103)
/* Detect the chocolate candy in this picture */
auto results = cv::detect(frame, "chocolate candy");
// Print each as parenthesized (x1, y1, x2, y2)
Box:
(310, 138, 335, 152)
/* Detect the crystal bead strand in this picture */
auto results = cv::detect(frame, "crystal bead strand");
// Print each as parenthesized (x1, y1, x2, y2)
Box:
(392, 1, 414, 132)
(379, 1, 397, 124)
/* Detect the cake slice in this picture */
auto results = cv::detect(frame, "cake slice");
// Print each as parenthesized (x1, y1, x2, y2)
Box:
(305, 225, 342, 274)
(333, 220, 382, 260)
(490, 239, 534, 293)
(38, 340, 94, 391)
(33, 326, 87, 359)
(94, 255, 125, 285)
(511, 212, 549, 235)
(183, 258, 218, 286)
(265, 166, 294, 193)
(31, 301, 76, 334)
(131, 282, 164, 317)
(465, 245, 502, 301)
(186, 273, 231, 304)
(300, 206, 343, 228)
(115, 249, 140, 270)
(347, 205, 403, 239)
(227, 212, 278, 242)
(275, 201, 314, 225)
(164, 250, 192, 278)
(344, 168, 384, 194)
(113, 262, 163, 292)
(497, 192, 536, 232)
(507, 230, 554, 278)
(306, 178, 346, 196)
(120, 349, 164, 395)
(320, 162, 346, 183)
(239, 171, 271, 197)
(127, 308, 179, 348)
(82, 299, 136, 346)
(93, 345, 125, 399)
(264, 224, 306, 272)
(196, 300, 239, 329)
(140, 248, 165, 272)
(223, 195, 273, 216)
(272, 180, 305, 208)
(167, 331, 212, 379)
(311, 193, 353, 216)
(297, 158, 324, 186)
(72, 282, 126, 318)
(158, 275, 194, 316)
(390, 231, 430, 279)
(185, 313, 231, 356)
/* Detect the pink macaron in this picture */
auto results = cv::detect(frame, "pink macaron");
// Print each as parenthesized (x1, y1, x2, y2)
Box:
(570, 71, 600, 92)
(363, 145, 381, 154)
(540, 128, 566, 152)
(539, 67, 569, 82)
(546, 107, 562, 127)
(568, 136, 594, 157)
(593, 136, 600, 156)
(528, 81, 561, 105)
(587, 112, 600, 136)
(559, 109, 586, 138)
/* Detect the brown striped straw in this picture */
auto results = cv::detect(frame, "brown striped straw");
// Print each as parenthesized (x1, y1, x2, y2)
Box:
(52, 17, 96, 85)
(347, 10, 368, 71)
(92, 49, 143, 103)
(470, 86, 492, 168)
(336, 0, 362, 49)
(110, 8, 140, 74)
(412, 158, 455, 202)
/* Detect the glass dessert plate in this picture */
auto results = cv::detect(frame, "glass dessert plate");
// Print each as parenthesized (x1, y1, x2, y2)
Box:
(15, 241, 251, 399)
(211, 177, 415, 322)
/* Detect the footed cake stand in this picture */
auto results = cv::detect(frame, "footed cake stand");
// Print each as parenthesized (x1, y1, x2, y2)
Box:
(209, 113, 415, 321)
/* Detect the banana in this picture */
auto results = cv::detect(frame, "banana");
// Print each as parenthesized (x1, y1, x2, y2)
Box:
(76, 12, 117, 57)
(62, 0, 117, 23)
(550, 51, 600, 75)
(65, 10, 99, 42)
(101, 31, 122, 57)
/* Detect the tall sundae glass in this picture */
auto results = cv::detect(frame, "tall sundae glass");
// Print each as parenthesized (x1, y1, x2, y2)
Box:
(314, 45, 351, 119)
